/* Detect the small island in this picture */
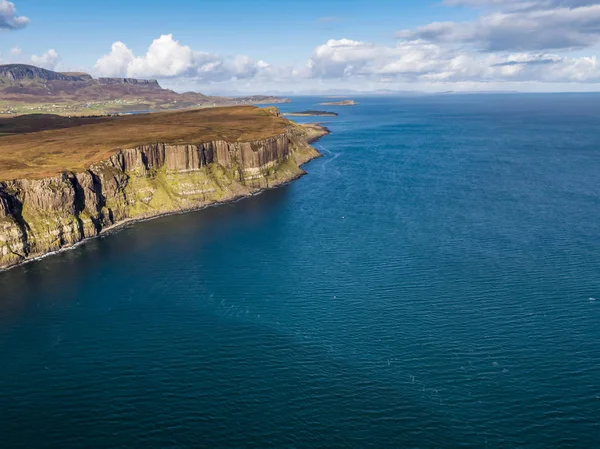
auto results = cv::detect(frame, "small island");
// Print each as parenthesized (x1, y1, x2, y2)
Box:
(283, 110, 339, 117)
(319, 100, 357, 106)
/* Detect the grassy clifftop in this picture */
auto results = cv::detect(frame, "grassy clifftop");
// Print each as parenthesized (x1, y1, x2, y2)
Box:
(0, 106, 291, 180)
(0, 106, 329, 270)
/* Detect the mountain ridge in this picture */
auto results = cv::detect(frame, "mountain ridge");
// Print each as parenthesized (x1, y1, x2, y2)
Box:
(0, 64, 288, 115)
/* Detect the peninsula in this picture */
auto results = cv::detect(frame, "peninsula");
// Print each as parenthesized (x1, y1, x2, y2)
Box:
(283, 110, 339, 117)
(0, 106, 329, 270)
(319, 100, 356, 106)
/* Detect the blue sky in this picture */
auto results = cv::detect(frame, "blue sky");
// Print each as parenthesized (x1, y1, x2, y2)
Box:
(3, 0, 474, 65)
(3, 0, 600, 93)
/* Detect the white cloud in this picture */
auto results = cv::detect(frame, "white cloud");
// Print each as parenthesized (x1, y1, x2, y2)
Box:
(0, 47, 60, 70)
(400, 1, 600, 51)
(94, 42, 135, 77)
(30, 49, 60, 70)
(305, 37, 600, 83)
(88, 33, 600, 91)
(94, 34, 270, 82)
(307, 39, 382, 78)
(127, 34, 196, 77)
(2, 0, 600, 91)
(14, 4, 599, 93)
(0, 0, 28, 30)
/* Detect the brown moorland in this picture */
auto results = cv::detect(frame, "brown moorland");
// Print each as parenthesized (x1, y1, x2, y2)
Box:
(0, 114, 110, 134)
(0, 106, 290, 180)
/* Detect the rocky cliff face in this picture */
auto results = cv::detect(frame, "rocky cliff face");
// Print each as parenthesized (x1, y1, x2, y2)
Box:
(0, 123, 327, 270)
(98, 77, 161, 89)
(0, 65, 157, 86)
(0, 64, 90, 82)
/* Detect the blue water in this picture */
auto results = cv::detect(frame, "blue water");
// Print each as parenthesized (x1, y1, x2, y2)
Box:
(1, 95, 600, 448)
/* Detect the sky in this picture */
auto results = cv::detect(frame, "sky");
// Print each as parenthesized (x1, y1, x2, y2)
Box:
(2, 0, 600, 93)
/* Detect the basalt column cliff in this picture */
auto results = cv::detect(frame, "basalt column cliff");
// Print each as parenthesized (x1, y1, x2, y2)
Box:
(0, 107, 329, 270)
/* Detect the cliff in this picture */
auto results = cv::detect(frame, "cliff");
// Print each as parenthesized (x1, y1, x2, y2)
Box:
(98, 77, 161, 89)
(0, 107, 328, 270)
(0, 64, 90, 82)
(60, 72, 94, 80)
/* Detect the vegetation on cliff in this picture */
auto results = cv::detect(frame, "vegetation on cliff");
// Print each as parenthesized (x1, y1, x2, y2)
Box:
(0, 106, 329, 270)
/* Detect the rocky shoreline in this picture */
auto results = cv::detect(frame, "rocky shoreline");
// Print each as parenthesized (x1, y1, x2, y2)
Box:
(0, 165, 315, 273)
(283, 110, 338, 117)
(0, 117, 329, 271)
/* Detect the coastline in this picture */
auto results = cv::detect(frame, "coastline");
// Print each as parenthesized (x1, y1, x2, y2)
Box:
(0, 125, 328, 273)
(283, 112, 338, 118)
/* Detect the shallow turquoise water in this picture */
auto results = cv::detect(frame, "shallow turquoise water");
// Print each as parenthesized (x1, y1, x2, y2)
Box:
(1, 95, 600, 447)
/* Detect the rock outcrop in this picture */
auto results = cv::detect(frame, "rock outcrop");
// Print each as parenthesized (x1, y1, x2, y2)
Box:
(0, 64, 90, 82)
(98, 77, 161, 89)
(0, 121, 328, 270)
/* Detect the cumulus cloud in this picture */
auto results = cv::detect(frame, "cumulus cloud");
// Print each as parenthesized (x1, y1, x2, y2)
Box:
(0, 0, 29, 30)
(377, 0, 600, 85)
(94, 34, 270, 82)
(30, 49, 60, 70)
(89, 33, 600, 89)
(0, 47, 60, 69)
(81, 12, 600, 91)
(399, 1, 600, 52)
(307, 38, 480, 80)
(94, 42, 135, 77)
(305, 37, 600, 83)
(2, 0, 600, 90)
(307, 39, 383, 78)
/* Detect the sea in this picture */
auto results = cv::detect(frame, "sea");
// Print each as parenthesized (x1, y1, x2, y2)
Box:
(1, 94, 599, 448)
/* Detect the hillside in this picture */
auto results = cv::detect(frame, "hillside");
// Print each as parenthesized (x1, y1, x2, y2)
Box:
(0, 64, 289, 115)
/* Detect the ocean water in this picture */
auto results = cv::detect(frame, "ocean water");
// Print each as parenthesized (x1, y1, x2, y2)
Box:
(1, 95, 600, 448)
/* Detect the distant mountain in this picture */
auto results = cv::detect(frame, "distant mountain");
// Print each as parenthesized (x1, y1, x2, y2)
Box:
(233, 88, 431, 96)
(0, 64, 92, 82)
(97, 77, 162, 88)
(0, 64, 289, 115)
(437, 90, 521, 95)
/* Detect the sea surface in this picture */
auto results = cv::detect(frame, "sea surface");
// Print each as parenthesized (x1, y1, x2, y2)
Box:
(1, 95, 600, 448)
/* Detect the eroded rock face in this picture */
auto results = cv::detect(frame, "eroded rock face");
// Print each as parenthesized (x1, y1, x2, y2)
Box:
(98, 78, 161, 89)
(0, 125, 328, 270)
(0, 64, 89, 82)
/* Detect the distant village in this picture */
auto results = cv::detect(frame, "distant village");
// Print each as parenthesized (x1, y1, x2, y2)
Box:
(1, 97, 275, 116)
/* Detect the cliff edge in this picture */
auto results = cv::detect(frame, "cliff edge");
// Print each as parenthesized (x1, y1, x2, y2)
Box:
(0, 106, 329, 270)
